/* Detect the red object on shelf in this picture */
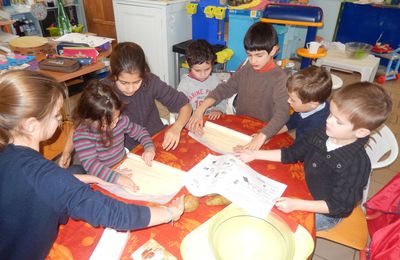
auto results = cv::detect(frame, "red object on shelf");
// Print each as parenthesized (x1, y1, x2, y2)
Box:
(372, 43, 393, 54)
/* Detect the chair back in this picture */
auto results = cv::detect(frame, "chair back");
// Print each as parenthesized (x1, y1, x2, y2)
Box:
(362, 125, 399, 205)
(365, 125, 398, 169)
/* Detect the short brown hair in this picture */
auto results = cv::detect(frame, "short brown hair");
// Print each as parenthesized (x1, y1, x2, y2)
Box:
(287, 66, 332, 103)
(186, 39, 216, 68)
(331, 82, 392, 130)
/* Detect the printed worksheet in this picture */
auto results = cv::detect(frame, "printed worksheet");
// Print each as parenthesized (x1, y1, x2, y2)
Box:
(184, 154, 287, 218)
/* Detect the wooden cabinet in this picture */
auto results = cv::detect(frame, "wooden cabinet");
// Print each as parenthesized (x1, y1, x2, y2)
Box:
(83, 0, 116, 39)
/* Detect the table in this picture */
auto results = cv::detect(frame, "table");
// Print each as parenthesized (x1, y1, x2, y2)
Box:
(37, 47, 112, 83)
(46, 115, 315, 260)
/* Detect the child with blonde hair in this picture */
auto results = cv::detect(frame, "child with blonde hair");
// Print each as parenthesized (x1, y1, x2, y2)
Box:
(0, 70, 184, 259)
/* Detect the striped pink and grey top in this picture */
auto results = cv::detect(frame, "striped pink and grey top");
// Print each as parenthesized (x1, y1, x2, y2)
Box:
(73, 115, 154, 183)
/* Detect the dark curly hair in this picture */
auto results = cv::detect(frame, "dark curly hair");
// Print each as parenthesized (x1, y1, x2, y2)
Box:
(185, 39, 216, 68)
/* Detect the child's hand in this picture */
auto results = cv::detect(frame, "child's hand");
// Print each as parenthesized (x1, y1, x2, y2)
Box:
(58, 152, 71, 168)
(240, 133, 267, 151)
(142, 147, 155, 166)
(208, 110, 223, 120)
(274, 197, 298, 213)
(168, 195, 185, 221)
(117, 175, 139, 193)
(235, 149, 257, 163)
(162, 125, 181, 151)
(187, 110, 204, 136)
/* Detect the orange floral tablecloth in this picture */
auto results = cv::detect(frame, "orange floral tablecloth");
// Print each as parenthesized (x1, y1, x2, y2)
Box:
(47, 115, 314, 260)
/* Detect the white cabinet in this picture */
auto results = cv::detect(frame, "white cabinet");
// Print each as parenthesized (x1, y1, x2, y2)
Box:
(113, 0, 192, 87)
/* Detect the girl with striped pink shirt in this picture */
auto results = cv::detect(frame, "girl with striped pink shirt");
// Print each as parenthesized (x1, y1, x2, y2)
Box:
(73, 80, 155, 192)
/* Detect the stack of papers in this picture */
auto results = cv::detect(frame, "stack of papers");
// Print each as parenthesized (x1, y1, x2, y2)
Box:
(55, 33, 113, 49)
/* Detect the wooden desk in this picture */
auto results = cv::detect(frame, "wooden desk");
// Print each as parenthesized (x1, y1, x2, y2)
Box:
(37, 47, 112, 83)
(46, 115, 315, 260)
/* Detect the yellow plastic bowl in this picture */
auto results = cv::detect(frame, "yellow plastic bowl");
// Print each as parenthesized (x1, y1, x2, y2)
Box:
(208, 207, 295, 260)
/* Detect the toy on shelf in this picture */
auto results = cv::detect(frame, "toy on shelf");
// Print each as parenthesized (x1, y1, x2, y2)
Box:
(261, 3, 323, 68)
(374, 47, 400, 84)
(186, 0, 227, 46)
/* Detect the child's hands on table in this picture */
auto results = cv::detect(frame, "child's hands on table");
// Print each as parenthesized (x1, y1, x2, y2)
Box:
(142, 147, 155, 166)
(117, 175, 139, 193)
(187, 110, 204, 136)
(168, 195, 185, 221)
(234, 133, 266, 151)
(208, 110, 223, 120)
(162, 125, 181, 151)
(235, 149, 257, 163)
(274, 197, 298, 213)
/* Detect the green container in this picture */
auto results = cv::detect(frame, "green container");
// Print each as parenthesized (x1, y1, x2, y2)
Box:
(47, 24, 84, 37)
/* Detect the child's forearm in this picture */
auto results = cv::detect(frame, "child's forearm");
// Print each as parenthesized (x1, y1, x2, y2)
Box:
(173, 103, 192, 130)
(255, 149, 282, 162)
(293, 199, 329, 214)
(62, 128, 74, 155)
(196, 97, 216, 115)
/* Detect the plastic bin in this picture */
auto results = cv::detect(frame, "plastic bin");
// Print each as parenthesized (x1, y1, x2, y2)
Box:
(226, 9, 287, 72)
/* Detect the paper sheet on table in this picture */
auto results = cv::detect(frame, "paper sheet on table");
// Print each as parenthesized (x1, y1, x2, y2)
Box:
(89, 228, 129, 260)
(55, 33, 113, 48)
(184, 154, 287, 218)
(189, 121, 252, 154)
(98, 153, 184, 204)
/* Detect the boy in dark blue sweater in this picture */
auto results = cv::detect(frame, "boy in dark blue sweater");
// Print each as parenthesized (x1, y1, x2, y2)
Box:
(279, 66, 332, 142)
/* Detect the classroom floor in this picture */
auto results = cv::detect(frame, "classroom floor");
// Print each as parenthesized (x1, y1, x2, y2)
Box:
(65, 67, 399, 260)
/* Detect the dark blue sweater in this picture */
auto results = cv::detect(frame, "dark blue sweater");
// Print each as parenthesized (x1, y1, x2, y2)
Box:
(0, 144, 151, 260)
(286, 102, 330, 142)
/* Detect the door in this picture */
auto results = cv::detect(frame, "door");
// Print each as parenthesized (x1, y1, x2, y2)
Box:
(83, 0, 116, 39)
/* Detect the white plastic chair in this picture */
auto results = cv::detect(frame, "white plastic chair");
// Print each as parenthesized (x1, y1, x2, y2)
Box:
(225, 93, 237, 115)
(363, 124, 398, 205)
(160, 113, 177, 125)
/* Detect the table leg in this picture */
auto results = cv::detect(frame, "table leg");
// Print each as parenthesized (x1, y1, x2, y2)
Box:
(174, 52, 180, 88)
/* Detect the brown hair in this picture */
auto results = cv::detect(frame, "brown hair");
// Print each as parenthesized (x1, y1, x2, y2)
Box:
(186, 39, 216, 68)
(287, 66, 332, 103)
(331, 82, 392, 130)
(244, 22, 277, 53)
(0, 70, 65, 149)
(109, 42, 150, 83)
(74, 80, 123, 147)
